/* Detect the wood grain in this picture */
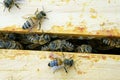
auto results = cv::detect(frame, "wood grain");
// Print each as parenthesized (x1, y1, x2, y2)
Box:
(0, 0, 120, 37)
(0, 49, 120, 80)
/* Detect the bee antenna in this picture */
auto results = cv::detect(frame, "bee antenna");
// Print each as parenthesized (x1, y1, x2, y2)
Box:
(46, 10, 52, 13)
(42, 5, 44, 11)
(41, 29, 45, 35)
(64, 66, 68, 73)
(61, 51, 65, 59)
(35, 8, 39, 15)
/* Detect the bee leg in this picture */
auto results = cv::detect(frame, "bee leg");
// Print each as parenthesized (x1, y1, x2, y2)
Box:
(15, 3, 20, 9)
(63, 66, 68, 73)
(38, 22, 41, 30)
(35, 8, 39, 15)
(8, 8, 11, 12)
(28, 27, 33, 32)
(44, 17, 49, 20)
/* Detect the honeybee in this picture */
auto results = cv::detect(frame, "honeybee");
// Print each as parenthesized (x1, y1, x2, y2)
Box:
(21, 33, 51, 45)
(48, 40, 74, 52)
(48, 57, 64, 73)
(0, 0, 21, 12)
(48, 53, 74, 73)
(75, 44, 92, 53)
(0, 39, 23, 49)
(22, 7, 51, 31)
(102, 38, 120, 48)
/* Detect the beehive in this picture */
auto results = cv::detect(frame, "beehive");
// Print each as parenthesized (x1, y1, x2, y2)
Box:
(0, 0, 120, 80)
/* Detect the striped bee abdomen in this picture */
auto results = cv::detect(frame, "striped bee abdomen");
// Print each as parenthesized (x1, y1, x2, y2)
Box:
(48, 60, 58, 67)
(4, 40, 23, 49)
(76, 44, 92, 53)
(22, 18, 34, 29)
(102, 38, 120, 48)
(63, 40, 74, 51)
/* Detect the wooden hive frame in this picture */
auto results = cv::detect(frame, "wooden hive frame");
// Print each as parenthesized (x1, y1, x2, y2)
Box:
(0, 0, 120, 80)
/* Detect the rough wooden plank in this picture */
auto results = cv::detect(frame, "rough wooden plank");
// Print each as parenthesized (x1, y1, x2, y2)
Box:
(0, 0, 120, 37)
(0, 49, 120, 80)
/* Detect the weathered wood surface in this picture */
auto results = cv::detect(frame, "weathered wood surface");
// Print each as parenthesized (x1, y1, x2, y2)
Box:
(0, 49, 120, 80)
(0, 0, 120, 37)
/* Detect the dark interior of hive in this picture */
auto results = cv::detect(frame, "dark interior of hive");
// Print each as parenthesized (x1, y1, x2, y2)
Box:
(0, 31, 119, 55)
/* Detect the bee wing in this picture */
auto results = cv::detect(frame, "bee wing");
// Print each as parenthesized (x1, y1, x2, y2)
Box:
(22, 14, 36, 19)
(52, 65, 64, 73)
(15, 0, 27, 4)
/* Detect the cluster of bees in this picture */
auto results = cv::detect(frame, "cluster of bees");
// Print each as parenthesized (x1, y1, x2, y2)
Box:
(0, 32, 120, 54)
(0, 0, 119, 53)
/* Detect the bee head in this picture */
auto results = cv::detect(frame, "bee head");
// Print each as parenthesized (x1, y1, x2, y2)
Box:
(40, 11, 46, 16)
(3, 1, 9, 8)
(36, 11, 46, 19)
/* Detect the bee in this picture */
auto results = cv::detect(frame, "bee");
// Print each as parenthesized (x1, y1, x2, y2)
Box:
(102, 38, 120, 48)
(48, 53, 74, 73)
(21, 33, 51, 45)
(48, 40, 63, 51)
(48, 40, 74, 52)
(0, 38, 23, 49)
(48, 55, 64, 73)
(24, 34, 40, 44)
(4, 40, 23, 49)
(0, 0, 21, 12)
(75, 44, 92, 53)
(22, 7, 51, 31)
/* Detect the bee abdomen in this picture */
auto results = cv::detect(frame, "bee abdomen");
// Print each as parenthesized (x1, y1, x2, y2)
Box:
(63, 41, 74, 51)
(22, 20, 32, 29)
(39, 34, 51, 45)
(102, 38, 120, 48)
(76, 44, 92, 53)
(5, 40, 23, 49)
(48, 60, 58, 67)
(26, 34, 39, 44)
